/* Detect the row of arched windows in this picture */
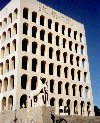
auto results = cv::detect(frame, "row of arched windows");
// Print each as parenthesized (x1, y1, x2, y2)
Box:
(1, 94, 91, 116)
(0, 39, 16, 58)
(23, 24, 85, 55)
(0, 8, 18, 30)
(19, 94, 91, 116)
(50, 98, 91, 116)
(1, 23, 17, 42)
(0, 75, 14, 93)
(1, 95, 13, 111)
(50, 80, 89, 98)
(20, 74, 89, 98)
(21, 57, 88, 82)
(0, 56, 15, 75)
(22, 38, 86, 68)
(23, 8, 84, 43)
(21, 75, 37, 90)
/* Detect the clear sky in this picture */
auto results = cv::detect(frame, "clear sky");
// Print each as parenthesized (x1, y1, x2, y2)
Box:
(0, 0, 100, 108)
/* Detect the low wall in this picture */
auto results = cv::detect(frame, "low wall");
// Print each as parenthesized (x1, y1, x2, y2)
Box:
(0, 106, 100, 123)
(0, 106, 54, 123)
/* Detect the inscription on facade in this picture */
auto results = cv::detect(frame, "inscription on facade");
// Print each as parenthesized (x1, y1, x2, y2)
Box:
(38, 3, 73, 26)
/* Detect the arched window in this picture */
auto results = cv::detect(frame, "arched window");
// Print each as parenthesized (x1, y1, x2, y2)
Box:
(14, 8, 18, 20)
(65, 82, 69, 95)
(74, 100, 78, 114)
(49, 47, 53, 59)
(63, 52, 67, 63)
(62, 25, 65, 35)
(0, 63, 3, 75)
(81, 45, 84, 55)
(6, 43, 10, 55)
(58, 81, 62, 94)
(23, 8, 28, 19)
(32, 42, 37, 54)
(2, 97, 6, 111)
(32, 11, 37, 22)
(32, 58, 37, 72)
(22, 56, 28, 70)
(13, 23, 17, 35)
(82, 58, 85, 68)
(77, 70, 81, 81)
(56, 35, 59, 46)
(85, 86, 89, 98)
(56, 50, 60, 61)
(50, 79, 54, 93)
(74, 31, 77, 40)
(87, 102, 91, 116)
(50, 97, 55, 106)
(8, 95, 13, 110)
(84, 72, 87, 82)
(22, 38, 28, 52)
(80, 101, 85, 116)
(48, 33, 52, 44)
(40, 15, 45, 26)
(59, 98, 63, 107)
(48, 19, 52, 29)
(2, 31, 6, 41)
(41, 45, 45, 56)
(72, 84, 76, 96)
(1, 47, 5, 58)
(5, 59, 9, 72)
(79, 85, 83, 97)
(69, 41, 72, 51)
(23, 23, 28, 35)
(80, 33, 82, 42)
(31, 76, 37, 90)
(21, 74, 27, 89)
(41, 61, 46, 73)
(57, 65, 61, 77)
(11, 56, 15, 70)
(49, 63, 53, 75)
(76, 56, 80, 67)
(10, 75, 14, 90)
(63, 38, 66, 48)
(32, 26, 37, 38)
(66, 99, 71, 115)
(8, 28, 11, 38)
(68, 28, 71, 37)
(55, 22, 59, 32)
(70, 54, 73, 65)
(75, 43, 78, 53)
(71, 68, 75, 80)
(40, 30, 45, 41)
(12, 39, 16, 51)
(20, 94, 27, 108)
(64, 67, 68, 78)
(3, 18, 7, 27)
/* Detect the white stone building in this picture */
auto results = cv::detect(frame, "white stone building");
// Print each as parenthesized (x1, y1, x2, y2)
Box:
(0, 0, 94, 116)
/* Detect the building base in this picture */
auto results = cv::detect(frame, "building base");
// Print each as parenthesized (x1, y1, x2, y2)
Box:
(0, 106, 99, 123)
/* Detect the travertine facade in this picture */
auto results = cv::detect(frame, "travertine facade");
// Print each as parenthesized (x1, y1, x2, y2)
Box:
(0, 0, 94, 116)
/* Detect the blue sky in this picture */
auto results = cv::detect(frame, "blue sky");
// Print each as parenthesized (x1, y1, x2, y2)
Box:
(0, 0, 100, 108)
